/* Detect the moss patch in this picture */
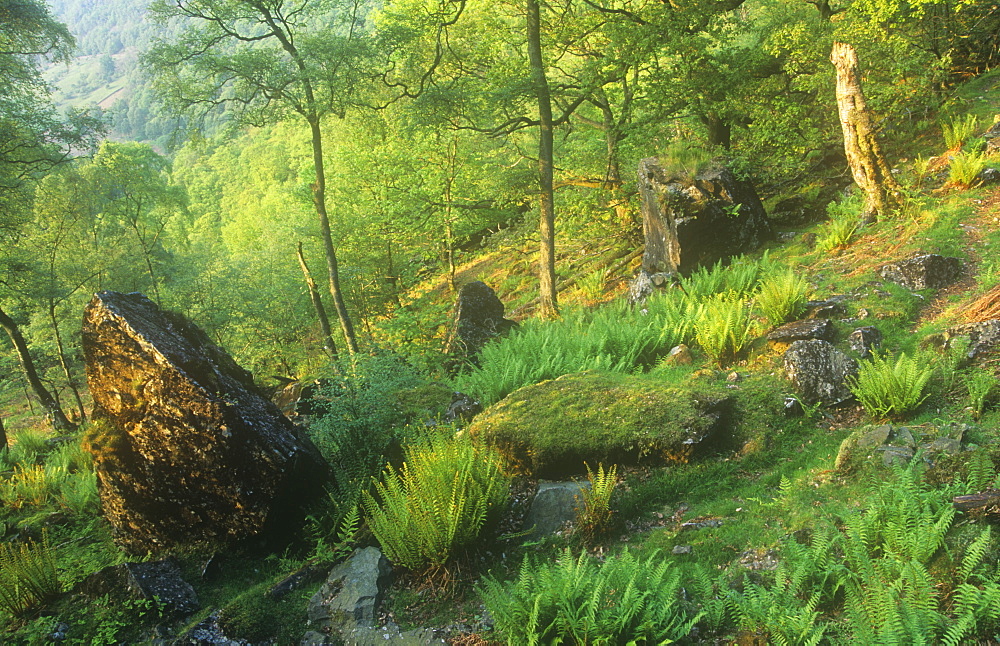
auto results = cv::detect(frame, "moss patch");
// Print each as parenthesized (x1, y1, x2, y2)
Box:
(466, 371, 732, 477)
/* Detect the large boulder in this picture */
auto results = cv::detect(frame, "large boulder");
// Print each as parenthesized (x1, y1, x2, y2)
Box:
(636, 158, 772, 275)
(783, 339, 858, 406)
(466, 371, 731, 477)
(878, 254, 963, 290)
(444, 281, 516, 367)
(81, 291, 330, 553)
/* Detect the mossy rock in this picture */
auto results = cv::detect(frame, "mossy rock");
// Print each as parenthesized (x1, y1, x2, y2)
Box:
(466, 371, 731, 477)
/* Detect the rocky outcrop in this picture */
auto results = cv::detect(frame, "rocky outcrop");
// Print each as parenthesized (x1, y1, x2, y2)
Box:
(81, 291, 330, 553)
(878, 254, 963, 290)
(783, 339, 858, 406)
(444, 281, 517, 367)
(835, 422, 969, 472)
(636, 158, 772, 275)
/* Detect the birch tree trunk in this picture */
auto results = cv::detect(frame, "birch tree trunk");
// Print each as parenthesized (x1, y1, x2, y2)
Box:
(297, 242, 338, 360)
(831, 42, 902, 221)
(527, 0, 559, 319)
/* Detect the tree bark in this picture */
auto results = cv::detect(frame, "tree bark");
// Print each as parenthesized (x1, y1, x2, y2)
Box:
(47, 302, 85, 423)
(297, 241, 338, 360)
(308, 116, 359, 355)
(0, 415, 7, 453)
(0, 305, 75, 433)
(527, 0, 559, 319)
(831, 42, 902, 221)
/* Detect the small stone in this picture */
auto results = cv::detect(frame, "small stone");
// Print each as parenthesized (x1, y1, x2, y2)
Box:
(848, 326, 882, 359)
(727, 371, 742, 383)
(664, 344, 693, 366)
(672, 545, 693, 555)
(784, 397, 804, 417)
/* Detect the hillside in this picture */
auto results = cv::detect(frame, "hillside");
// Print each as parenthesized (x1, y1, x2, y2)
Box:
(5, 0, 1000, 641)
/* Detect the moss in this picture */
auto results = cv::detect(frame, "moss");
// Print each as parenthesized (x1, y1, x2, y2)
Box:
(466, 371, 732, 477)
(393, 383, 453, 423)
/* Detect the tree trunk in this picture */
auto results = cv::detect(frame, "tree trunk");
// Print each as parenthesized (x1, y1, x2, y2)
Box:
(0, 305, 76, 433)
(444, 136, 458, 293)
(527, 0, 559, 319)
(0, 415, 7, 453)
(297, 241, 338, 360)
(701, 111, 732, 150)
(48, 302, 86, 423)
(308, 116, 359, 355)
(831, 42, 902, 221)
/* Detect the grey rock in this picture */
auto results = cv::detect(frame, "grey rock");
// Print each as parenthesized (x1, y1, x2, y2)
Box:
(76, 558, 199, 620)
(739, 549, 779, 571)
(524, 481, 589, 538)
(977, 167, 1000, 185)
(804, 296, 849, 319)
(857, 424, 892, 448)
(878, 254, 963, 290)
(636, 158, 772, 275)
(848, 326, 882, 359)
(665, 344, 694, 366)
(179, 610, 250, 645)
(923, 437, 963, 460)
(766, 318, 835, 343)
(881, 446, 914, 468)
(965, 320, 1000, 361)
(894, 426, 917, 448)
(443, 392, 482, 423)
(308, 547, 392, 639)
(626, 270, 655, 306)
(672, 545, 692, 554)
(302, 625, 444, 645)
(783, 339, 859, 406)
(984, 121, 1000, 155)
(783, 397, 804, 417)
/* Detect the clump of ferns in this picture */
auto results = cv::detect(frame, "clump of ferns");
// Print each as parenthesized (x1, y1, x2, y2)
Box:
(573, 462, 618, 543)
(362, 427, 510, 586)
(0, 531, 61, 619)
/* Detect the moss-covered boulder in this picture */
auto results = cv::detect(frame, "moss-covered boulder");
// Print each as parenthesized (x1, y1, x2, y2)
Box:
(466, 372, 731, 477)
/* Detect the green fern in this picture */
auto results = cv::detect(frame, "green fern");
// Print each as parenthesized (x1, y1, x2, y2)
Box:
(848, 351, 933, 420)
(0, 532, 60, 618)
(575, 463, 617, 542)
(363, 428, 509, 573)
(694, 293, 756, 366)
(479, 548, 700, 645)
(755, 267, 809, 327)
